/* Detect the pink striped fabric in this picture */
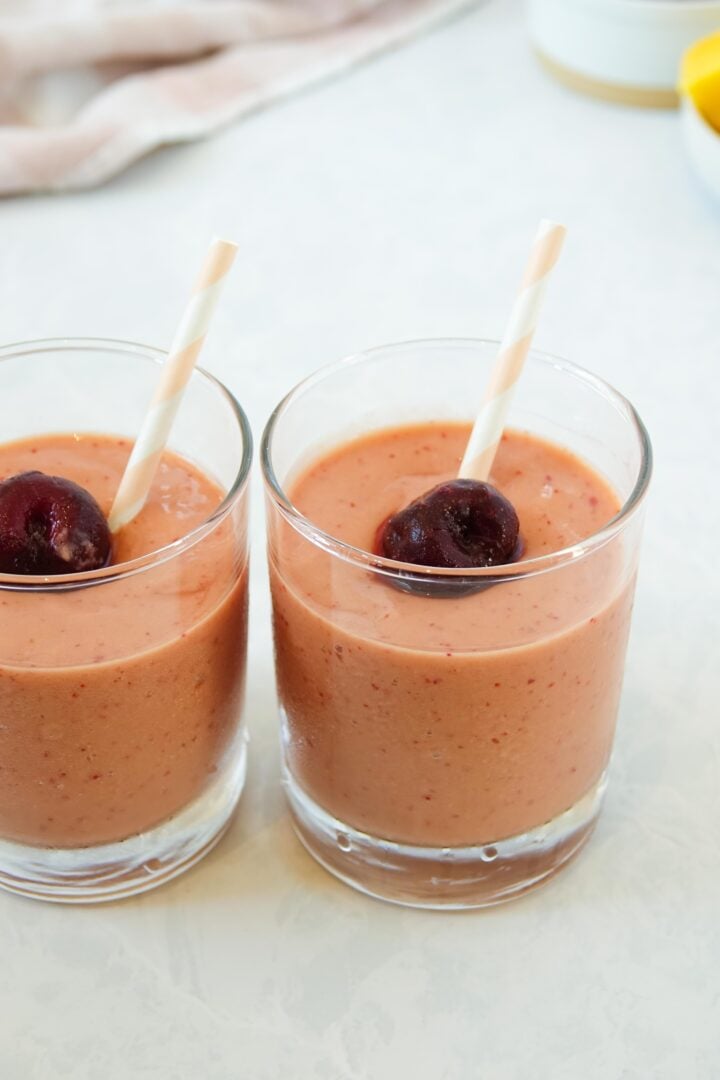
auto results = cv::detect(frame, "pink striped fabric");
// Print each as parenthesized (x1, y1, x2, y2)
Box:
(0, 0, 477, 195)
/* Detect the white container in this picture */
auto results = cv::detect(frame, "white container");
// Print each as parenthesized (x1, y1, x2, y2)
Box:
(528, 0, 720, 107)
(682, 97, 720, 197)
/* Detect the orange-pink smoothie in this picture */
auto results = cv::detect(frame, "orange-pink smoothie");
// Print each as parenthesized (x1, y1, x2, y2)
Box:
(0, 434, 248, 847)
(270, 423, 635, 847)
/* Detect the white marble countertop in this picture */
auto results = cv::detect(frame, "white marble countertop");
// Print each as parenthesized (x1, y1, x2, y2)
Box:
(1, 2, 719, 1076)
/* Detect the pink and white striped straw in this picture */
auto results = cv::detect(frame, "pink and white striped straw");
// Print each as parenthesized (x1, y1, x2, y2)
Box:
(108, 237, 238, 533)
(458, 219, 566, 482)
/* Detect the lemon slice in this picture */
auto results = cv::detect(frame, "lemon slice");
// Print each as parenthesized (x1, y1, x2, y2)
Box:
(680, 31, 720, 133)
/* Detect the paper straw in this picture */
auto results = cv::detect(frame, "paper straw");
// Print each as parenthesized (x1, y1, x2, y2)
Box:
(108, 237, 237, 533)
(458, 219, 566, 482)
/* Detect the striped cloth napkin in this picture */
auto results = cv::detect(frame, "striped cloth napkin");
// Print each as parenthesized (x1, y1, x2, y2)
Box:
(0, 0, 476, 195)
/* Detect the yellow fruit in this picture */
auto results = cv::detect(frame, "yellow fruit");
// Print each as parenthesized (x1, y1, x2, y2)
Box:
(680, 31, 720, 133)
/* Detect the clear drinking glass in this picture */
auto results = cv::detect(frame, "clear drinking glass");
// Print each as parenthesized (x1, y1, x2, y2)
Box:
(262, 339, 651, 909)
(0, 338, 252, 903)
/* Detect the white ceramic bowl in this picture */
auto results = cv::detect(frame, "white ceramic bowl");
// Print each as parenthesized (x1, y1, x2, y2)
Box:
(682, 97, 720, 197)
(528, 0, 720, 107)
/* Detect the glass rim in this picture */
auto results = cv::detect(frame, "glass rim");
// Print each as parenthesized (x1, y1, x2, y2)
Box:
(261, 337, 653, 583)
(0, 336, 253, 593)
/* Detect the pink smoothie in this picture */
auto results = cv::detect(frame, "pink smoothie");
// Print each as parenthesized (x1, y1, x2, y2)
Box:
(0, 434, 248, 847)
(270, 423, 635, 847)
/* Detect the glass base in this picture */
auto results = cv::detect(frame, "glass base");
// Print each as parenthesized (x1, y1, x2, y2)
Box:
(0, 736, 247, 904)
(284, 767, 607, 910)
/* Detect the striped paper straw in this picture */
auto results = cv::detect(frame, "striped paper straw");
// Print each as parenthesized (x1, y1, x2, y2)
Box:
(108, 237, 238, 533)
(458, 219, 566, 482)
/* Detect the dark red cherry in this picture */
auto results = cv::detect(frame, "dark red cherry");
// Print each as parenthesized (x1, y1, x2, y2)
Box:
(376, 479, 522, 597)
(0, 471, 112, 576)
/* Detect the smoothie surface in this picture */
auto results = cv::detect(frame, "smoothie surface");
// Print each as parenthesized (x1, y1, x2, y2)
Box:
(0, 432, 223, 566)
(290, 423, 619, 563)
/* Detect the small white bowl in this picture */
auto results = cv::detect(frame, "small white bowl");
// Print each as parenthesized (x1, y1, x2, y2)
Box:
(528, 0, 720, 107)
(682, 96, 720, 197)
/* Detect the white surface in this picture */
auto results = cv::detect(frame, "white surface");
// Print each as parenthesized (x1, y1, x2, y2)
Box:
(528, 0, 720, 89)
(683, 96, 720, 201)
(1, 2, 719, 1077)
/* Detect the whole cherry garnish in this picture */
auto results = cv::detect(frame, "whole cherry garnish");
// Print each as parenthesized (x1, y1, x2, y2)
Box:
(0, 471, 112, 576)
(376, 479, 522, 597)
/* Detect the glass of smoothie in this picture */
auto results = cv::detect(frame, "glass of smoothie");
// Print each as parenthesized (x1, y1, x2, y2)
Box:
(0, 338, 251, 902)
(262, 339, 651, 908)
